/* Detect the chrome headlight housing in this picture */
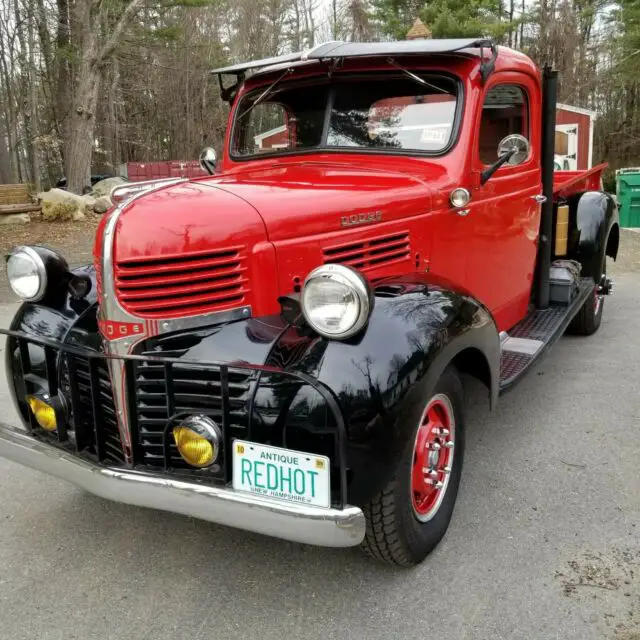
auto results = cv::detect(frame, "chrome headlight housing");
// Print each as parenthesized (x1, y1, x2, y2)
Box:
(6, 246, 69, 302)
(301, 264, 373, 339)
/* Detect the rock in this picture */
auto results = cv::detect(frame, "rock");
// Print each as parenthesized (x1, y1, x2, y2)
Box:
(0, 213, 30, 225)
(38, 187, 86, 208)
(38, 188, 93, 221)
(92, 177, 126, 198)
(93, 196, 112, 214)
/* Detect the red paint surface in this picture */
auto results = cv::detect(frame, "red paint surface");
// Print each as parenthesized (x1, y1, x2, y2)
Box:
(100, 46, 604, 333)
(554, 163, 606, 195)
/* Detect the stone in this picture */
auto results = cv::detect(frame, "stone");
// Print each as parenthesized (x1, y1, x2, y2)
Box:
(39, 188, 93, 221)
(38, 187, 86, 208)
(93, 196, 112, 214)
(0, 213, 30, 225)
(91, 177, 126, 198)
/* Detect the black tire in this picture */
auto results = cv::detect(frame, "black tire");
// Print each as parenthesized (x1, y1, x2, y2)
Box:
(361, 366, 465, 567)
(567, 260, 606, 336)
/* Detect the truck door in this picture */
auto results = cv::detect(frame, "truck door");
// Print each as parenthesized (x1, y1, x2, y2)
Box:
(466, 76, 542, 332)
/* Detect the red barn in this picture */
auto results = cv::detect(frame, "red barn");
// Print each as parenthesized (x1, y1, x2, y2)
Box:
(555, 103, 596, 170)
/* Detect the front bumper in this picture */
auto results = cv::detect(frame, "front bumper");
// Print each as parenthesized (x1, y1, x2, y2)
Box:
(0, 423, 366, 547)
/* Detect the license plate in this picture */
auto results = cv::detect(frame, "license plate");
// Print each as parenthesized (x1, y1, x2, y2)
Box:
(232, 440, 330, 508)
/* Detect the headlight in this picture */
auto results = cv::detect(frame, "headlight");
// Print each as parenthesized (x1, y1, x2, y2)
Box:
(301, 264, 372, 339)
(7, 247, 47, 301)
(6, 246, 69, 302)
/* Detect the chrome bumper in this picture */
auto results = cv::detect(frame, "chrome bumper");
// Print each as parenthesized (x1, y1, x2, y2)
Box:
(0, 423, 366, 548)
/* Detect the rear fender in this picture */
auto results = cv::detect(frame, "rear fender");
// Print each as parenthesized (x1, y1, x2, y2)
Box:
(566, 191, 619, 280)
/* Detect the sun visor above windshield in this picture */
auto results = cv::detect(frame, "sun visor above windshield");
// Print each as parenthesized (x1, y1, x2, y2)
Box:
(211, 38, 495, 76)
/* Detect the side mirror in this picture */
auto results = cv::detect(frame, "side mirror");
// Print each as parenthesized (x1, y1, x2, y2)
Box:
(199, 147, 218, 175)
(497, 134, 530, 166)
(481, 134, 531, 185)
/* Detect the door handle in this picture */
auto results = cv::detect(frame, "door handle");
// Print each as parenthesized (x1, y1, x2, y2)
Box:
(531, 194, 547, 203)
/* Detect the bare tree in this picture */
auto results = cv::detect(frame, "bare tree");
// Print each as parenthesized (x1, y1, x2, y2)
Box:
(65, 0, 144, 193)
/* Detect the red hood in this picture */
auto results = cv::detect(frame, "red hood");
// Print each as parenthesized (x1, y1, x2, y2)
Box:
(113, 180, 268, 260)
(196, 161, 444, 241)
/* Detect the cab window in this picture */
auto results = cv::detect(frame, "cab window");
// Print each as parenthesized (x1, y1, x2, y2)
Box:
(479, 85, 528, 165)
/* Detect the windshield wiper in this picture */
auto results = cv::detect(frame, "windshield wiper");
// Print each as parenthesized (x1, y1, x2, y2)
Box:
(386, 58, 448, 94)
(237, 68, 293, 121)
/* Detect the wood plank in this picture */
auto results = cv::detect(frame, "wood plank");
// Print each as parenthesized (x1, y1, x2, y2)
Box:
(0, 184, 32, 205)
(0, 203, 41, 214)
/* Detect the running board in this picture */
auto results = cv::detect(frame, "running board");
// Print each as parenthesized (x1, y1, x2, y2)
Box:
(499, 278, 593, 393)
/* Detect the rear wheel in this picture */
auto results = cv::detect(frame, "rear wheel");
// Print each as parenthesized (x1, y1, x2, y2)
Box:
(361, 367, 465, 566)
(568, 259, 607, 336)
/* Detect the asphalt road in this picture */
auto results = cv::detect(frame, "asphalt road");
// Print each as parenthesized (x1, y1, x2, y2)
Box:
(0, 276, 638, 640)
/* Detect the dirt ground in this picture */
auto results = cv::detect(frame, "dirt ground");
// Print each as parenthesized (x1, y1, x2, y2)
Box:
(0, 215, 102, 301)
(0, 217, 639, 301)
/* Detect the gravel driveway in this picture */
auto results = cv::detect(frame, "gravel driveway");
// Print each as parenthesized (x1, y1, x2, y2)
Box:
(0, 230, 637, 640)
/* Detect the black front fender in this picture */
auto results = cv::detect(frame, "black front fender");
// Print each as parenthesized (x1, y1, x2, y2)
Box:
(4, 265, 98, 425)
(272, 277, 500, 504)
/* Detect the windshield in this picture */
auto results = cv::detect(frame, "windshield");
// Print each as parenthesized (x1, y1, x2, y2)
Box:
(232, 74, 458, 158)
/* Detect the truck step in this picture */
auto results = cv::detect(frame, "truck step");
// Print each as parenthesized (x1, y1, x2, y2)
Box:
(499, 278, 593, 393)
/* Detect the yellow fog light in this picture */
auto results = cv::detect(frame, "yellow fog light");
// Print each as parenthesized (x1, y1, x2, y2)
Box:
(172, 416, 221, 468)
(26, 395, 57, 432)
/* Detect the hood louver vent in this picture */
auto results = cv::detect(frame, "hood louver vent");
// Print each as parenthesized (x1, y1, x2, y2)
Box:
(114, 247, 250, 318)
(322, 231, 411, 272)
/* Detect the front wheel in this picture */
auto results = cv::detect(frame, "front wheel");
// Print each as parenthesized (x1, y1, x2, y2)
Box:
(361, 366, 465, 566)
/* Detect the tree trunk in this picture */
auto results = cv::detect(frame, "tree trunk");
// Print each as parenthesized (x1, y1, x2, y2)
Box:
(15, 0, 35, 183)
(66, 2, 100, 194)
(29, 1, 42, 192)
(509, 0, 514, 47)
(56, 0, 72, 165)
(0, 27, 18, 183)
(66, 61, 100, 193)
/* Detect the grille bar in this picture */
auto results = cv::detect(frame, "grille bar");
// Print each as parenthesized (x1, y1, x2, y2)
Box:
(323, 232, 411, 271)
(114, 247, 250, 318)
(8, 332, 125, 463)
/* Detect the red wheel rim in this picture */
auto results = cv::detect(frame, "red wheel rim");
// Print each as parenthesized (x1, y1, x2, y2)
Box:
(410, 394, 455, 522)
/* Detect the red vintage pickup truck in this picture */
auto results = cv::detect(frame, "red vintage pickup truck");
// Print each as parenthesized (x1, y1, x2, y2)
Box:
(1, 39, 618, 566)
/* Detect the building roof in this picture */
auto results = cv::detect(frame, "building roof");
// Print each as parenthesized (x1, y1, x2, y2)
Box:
(407, 18, 432, 40)
(211, 38, 494, 76)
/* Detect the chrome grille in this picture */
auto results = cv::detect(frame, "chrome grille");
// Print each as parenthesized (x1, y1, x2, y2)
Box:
(132, 352, 255, 470)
